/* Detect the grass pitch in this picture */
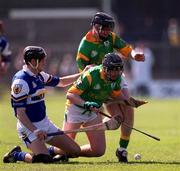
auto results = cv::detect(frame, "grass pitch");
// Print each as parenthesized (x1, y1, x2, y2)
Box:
(0, 90, 180, 171)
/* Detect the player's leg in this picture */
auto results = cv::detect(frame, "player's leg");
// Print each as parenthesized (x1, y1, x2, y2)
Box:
(61, 104, 105, 157)
(3, 117, 55, 164)
(24, 118, 56, 163)
(117, 104, 133, 163)
(63, 121, 82, 139)
(48, 105, 82, 161)
(3, 145, 32, 163)
(27, 138, 54, 163)
(106, 102, 134, 163)
(47, 122, 82, 162)
(47, 125, 81, 156)
(3, 137, 51, 163)
(117, 88, 134, 162)
(79, 114, 106, 157)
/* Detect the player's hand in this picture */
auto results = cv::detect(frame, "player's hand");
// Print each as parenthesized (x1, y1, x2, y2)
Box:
(124, 97, 148, 108)
(83, 64, 95, 72)
(33, 129, 47, 141)
(134, 53, 145, 62)
(84, 101, 101, 112)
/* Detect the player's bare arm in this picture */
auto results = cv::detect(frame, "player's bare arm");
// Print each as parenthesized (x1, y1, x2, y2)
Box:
(57, 73, 82, 87)
(57, 65, 91, 87)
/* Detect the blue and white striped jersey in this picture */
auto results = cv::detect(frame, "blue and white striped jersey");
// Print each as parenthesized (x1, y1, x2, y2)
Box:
(11, 65, 60, 122)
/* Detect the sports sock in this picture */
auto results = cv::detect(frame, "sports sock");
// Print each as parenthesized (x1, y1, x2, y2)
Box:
(48, 146, 56, 157)
(13, 151, 27, 161)
(119, 138, 129, 149)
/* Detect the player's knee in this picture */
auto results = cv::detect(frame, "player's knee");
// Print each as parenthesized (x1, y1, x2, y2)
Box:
(92, 147, 105, 157)
(67, 146, 81, 157)
(95, 149, 105, 157)
(74, 148, 81, 156)
(32, 154, 53, 163)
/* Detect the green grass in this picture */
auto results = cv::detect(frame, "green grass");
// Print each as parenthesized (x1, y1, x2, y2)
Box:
(1, 90, 180, 171)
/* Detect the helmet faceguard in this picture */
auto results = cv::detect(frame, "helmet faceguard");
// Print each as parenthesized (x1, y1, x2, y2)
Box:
(103, 53, 124, 82)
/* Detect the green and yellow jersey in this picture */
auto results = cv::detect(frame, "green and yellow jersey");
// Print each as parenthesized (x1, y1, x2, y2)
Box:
(76, 30, 132, 71)
(66, 65, 122, 107)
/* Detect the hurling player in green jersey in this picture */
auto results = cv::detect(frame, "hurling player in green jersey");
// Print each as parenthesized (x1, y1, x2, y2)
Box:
(76, 12, 145, 162)
(63, 53, 146, 158)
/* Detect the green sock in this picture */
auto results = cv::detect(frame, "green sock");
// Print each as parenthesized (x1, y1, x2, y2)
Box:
(119, 138, 129, 149)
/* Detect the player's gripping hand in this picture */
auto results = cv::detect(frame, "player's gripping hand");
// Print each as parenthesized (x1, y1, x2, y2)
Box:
(124, 97, 148, 108)
(84, 101, 100, 111)
(33, 129, 47, 141)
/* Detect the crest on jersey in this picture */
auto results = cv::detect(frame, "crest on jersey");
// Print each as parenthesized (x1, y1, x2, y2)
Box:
(104, 41, 110, 47)
(93, 84, 101, 90)
(75, 79, 83, 86)
(91, 50, 98, 57)
(32, 81, 37, 88)
(111, 82, 116, 89)
(13, 84, 23, 94)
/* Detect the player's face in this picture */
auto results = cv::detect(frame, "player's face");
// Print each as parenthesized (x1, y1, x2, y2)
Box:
(99, 26, 112, 39)
(94, 24, 112, 40)
(107, 69, 123, 81)
(37, 57, 46, 72)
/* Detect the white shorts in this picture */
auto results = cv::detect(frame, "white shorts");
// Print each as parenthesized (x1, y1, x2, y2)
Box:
(17, 116, 59, 146)
(65, 104, 98, 124)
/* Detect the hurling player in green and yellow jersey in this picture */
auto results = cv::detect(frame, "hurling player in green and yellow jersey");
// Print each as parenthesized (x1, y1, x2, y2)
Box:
(76, 12, 145, 162)
(63, 53, 146, 158)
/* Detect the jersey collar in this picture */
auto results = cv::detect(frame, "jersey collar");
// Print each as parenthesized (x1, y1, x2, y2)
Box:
(23, 65, 36, 76)
(86, 30, 100, 43)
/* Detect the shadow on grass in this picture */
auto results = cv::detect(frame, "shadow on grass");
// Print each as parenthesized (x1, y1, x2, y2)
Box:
(3, 161, 180, 166)
(60, 160, 180, 165)
(128, 161, 180, 165)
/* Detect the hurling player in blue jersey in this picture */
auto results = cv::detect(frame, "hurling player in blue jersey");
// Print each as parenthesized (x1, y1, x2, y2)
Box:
(3, 46, 85, 163)
(0, 20, 11, 75)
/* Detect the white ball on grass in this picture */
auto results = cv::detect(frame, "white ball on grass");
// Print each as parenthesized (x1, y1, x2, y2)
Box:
(134, 153, 141, 160)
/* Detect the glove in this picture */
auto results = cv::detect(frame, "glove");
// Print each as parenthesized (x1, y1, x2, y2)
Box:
(84, 101, 100, 110)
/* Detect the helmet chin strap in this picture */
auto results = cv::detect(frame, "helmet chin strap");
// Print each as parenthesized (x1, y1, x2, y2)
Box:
(104, 68, 115, 82)
(98, 25, 109, 41)
(99, 25, 102, 32)
(28, 59, 39, 71)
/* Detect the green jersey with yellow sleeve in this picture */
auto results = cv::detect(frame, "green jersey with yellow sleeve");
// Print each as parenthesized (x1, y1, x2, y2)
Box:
(67, 65, 122, 107)
(76, 30, 132, 71)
